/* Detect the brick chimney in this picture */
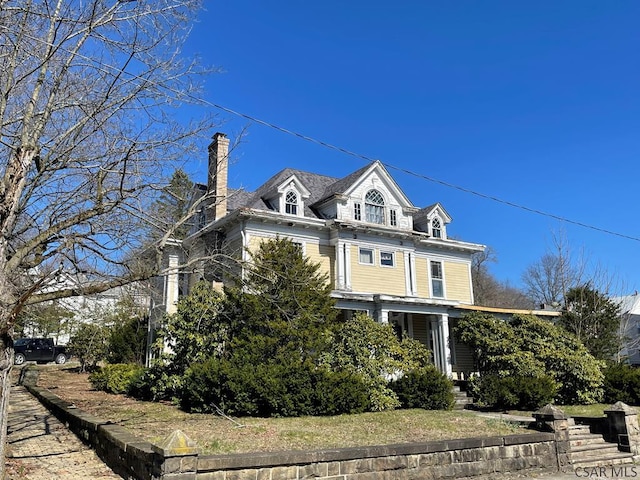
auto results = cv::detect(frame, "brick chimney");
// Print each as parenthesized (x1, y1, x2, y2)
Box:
(208, 132, 229, 220)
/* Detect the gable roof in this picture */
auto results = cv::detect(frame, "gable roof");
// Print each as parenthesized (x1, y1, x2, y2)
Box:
(229, 168, 339, 218)
(314, 163, 374, 205)
(414, 202, 453, 225)
(225, 161, 417, 218)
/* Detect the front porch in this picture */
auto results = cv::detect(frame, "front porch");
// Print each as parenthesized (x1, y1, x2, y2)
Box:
(333, 294, 476, 379)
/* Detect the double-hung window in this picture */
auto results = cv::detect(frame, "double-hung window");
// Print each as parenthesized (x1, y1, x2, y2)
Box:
(430, 260, 444, 298)
(359, 248, 374, 265)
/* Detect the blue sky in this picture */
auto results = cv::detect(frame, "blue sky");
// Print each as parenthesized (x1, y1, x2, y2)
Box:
(179, 1, 640, 292)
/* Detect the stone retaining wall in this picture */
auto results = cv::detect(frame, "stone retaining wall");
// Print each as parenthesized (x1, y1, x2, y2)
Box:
(195, 433, 558, 479)
(19, 368, 559, 480)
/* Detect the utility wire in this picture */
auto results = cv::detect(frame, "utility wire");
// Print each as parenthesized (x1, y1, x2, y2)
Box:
(205, 103, 640, 244)
(10, 23, 640, 244)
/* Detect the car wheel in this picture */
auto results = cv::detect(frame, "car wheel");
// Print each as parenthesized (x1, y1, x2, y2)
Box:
(14, 353, 25, 365)
(55, 353, 67, 365)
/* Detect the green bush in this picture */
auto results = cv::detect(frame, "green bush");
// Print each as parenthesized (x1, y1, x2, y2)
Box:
(126, 360, 185, 402)
(454, 312, 604, 404)
(473, 374, 558, 410)
(180, 356, 370, 417)
(603, 363, 640, 405)
(89, 363, 145, 395)
(390, 366, 454, 410)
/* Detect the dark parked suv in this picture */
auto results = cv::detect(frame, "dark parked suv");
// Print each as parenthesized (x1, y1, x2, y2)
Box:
(13, 338, 68, 365)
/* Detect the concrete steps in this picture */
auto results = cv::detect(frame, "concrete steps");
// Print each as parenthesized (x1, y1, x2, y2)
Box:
(568, 424, 635, 467)
(452, 384, 473, 410)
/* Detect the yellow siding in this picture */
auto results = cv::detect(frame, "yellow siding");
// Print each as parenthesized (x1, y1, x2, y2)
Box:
(247, 235, 268, 252)
(444, 262, 472, 303)
(246, 236, 334, 287)
(350, 248, 406, 296)
(415, 257, 429, 298)
(304, 243, 335, 287)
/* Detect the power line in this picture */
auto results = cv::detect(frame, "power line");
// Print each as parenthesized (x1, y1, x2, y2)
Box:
(206, 103, 640, 244)
(10, 22, 640, 244)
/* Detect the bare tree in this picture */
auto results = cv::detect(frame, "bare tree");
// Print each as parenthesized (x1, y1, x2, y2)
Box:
(521, 231, 586, 307)
(472, 247, 534, 309)
(0, 1, 217, 470)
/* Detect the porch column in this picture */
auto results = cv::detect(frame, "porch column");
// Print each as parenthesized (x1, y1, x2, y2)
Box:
(379, 309, 390, 324)
(441, 314, 453, 376)
(430, 315, 453, 375)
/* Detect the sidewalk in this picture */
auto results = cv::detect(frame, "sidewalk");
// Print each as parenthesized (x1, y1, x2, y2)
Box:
(5, 383, 122, 479)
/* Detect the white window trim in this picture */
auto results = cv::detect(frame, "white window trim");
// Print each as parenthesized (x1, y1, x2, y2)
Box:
(430, 215, 446, 239)
(358, 247, 375, 266)
(284, 190, 299, 216)
(380, 251, 395, 268)
(429, 259, 446, 298)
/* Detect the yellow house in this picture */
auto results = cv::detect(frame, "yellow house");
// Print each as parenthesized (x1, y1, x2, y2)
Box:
(158, 133, 548, 377)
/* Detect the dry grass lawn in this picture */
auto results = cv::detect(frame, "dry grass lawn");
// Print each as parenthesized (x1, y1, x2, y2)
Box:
(35, 365, 532, 455)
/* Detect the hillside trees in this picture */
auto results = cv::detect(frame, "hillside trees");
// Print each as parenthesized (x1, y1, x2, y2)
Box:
(472, 248, 534, 309)
(0, 0, 216, 470)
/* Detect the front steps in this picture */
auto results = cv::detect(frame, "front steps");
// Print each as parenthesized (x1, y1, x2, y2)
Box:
(569, 424, 635, 467)
(452, 384, 473, 410)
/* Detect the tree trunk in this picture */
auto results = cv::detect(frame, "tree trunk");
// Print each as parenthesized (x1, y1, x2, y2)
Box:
(0, 333, 13, 480)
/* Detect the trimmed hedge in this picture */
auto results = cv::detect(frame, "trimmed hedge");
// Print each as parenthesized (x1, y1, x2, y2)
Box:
(471, 374, 558, 410)
(180, 356, 371, 417)
(390, 366, 454, 410)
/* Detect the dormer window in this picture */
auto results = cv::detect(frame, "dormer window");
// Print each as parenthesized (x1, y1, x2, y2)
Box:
(365, 189, 385, 224)
(285, 191, 298, 215)
(432, 217, 442, 238)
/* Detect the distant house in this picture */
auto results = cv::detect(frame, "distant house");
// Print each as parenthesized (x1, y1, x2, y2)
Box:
(151, 133, 559, 377)
(23, 271, 150, 345)
(614, 292, 640, 365)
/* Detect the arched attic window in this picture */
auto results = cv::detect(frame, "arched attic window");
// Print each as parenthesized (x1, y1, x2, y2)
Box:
(285, 190, 298, 215)
(365, 189, 385, 224)
(432, 217, 442, 238)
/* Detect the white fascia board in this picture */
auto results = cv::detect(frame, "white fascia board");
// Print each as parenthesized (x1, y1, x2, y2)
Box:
(344, 161, 415, 210)
(276, 174, 311, 199)
(416, 237, 485, 254)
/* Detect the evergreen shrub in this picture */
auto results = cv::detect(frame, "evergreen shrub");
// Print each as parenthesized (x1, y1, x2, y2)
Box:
(89, 363, 144, 394)
(390, 365, 454, 410)
(180, 356, 370, 417)
(472, 374, 557, 410)
(603, 363, 640, 405)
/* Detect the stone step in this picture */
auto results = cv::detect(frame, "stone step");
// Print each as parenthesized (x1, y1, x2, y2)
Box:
(568, 425, 591, 435)
(571, 436, 611, 448)
(571, 451, 635, 468)
(571, 442, 621, 455)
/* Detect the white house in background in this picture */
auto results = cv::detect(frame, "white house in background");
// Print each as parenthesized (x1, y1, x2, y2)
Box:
(24, 271, 150, 345)
(614, 292, 640, 365)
